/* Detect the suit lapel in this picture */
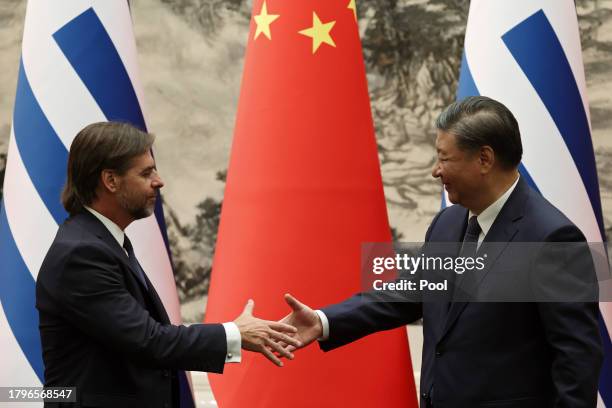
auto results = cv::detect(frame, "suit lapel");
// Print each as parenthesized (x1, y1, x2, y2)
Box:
(72, 211, 167, 318)
(142, 273, 171, 324)
(436, 207, 468, 309)
(73, 211, 129, 261)
(440, 178, 528, 340)
(423, 206, 468, 343)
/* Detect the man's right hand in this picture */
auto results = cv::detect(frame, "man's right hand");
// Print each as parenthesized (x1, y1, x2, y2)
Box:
(234, 299, 302, 367)
(279, 293, 323, 350)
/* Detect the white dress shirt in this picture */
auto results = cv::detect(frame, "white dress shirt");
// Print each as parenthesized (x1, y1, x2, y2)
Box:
(85, 206, 241, 363)
(470, 175, 520, 247)
(315, 175, 520, 341)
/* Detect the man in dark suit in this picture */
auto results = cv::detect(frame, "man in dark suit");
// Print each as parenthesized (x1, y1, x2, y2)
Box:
(281, 97, 603, 407)
(36, 122, 300, 408)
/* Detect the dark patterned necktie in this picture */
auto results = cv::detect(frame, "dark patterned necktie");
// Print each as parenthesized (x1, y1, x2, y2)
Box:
(123, 235, 149, 291)
(460, 215, 482, 257)
(451, 215, 482, 302)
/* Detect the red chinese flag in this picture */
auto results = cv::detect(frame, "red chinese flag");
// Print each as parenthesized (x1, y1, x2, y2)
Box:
(205, 0, 418, 406)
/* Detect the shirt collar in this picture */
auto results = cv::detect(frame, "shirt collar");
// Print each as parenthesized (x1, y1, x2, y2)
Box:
(85, 206, 125, 248)
(470, 175, 520, 239)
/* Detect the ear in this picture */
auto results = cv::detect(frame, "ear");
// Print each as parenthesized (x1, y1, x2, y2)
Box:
(479, 146, 495, 174)
(100, 169, 120, 193)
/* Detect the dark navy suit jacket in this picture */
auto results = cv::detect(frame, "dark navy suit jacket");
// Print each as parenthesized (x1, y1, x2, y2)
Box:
(36, 211, 227, 408)
(321, 178, 603, 408)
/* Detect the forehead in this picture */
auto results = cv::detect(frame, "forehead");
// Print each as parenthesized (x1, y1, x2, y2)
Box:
(128, 151, 155, 170)
(435, 130, 458, 151)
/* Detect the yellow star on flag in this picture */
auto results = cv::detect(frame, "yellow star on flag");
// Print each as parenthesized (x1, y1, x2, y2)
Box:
(254, 1, 279, 40)
(347, 0, 357, 21)
(299, 12, 336, 54)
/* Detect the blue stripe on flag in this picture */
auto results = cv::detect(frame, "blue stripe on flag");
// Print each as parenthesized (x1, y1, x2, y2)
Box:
(53, 7, 146, 130)
(0, 202, 44, 382)
(178, 370, 196, 408)
(153, 196, 173, 256)
(599, 315, 612, 405)
(455, 53, 542, 197)
(502, 9, 605, 238)
(518, 163, 540, 194)
(457, 52, 479, 100)
(13, 60, 68, 225)
(54, 7, 173, 256)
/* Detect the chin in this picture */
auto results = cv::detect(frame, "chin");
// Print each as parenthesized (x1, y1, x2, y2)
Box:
(131, 207, 154, 220)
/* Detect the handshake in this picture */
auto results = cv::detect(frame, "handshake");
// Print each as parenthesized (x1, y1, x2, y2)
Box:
(233, 294, 321, 366)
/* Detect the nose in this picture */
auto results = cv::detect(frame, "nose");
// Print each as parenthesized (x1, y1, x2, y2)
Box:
(152, 173, 164, 189)
(431, 160, 441, 179)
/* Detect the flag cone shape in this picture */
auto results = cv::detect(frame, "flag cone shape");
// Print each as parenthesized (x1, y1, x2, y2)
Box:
(205, 0, 418, 407)
(456, 1, 611, 405)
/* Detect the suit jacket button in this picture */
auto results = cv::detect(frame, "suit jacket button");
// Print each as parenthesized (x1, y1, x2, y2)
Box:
(435, 350, 442, 357)
(162, 369, 169, 377)
(421, 392, 429, 399)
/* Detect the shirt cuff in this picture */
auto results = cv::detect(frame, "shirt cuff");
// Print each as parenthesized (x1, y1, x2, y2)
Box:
(222, 322, 242, 363)
(315, 310, 329, 341)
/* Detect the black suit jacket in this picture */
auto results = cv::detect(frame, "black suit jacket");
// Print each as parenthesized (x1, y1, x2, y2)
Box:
(36, 211, 227, 408)
(321, 178, 603, 408)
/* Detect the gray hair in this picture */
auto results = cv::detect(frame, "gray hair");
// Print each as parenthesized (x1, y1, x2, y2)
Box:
(435, 96, 523, 169)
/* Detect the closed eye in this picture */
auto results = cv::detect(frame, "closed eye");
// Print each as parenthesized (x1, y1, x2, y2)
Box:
(140, 166, 157, 177)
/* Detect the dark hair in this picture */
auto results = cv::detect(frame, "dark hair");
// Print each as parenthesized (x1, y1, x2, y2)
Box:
(62, 122, 155, 215)
(435, 96, 523, 169)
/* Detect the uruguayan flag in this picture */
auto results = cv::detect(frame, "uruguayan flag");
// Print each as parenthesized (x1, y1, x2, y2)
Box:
(0, 1, 193, 406)
(456, 1, 611, 406)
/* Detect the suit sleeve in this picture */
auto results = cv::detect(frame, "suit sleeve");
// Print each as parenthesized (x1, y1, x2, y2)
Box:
(535, 225, 603, 408)
(319, 210, 447, 351)
(54, 242, 228, 373)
